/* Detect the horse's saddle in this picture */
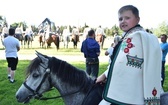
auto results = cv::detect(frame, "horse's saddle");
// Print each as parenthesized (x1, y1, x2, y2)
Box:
(82, 83, 105, 105)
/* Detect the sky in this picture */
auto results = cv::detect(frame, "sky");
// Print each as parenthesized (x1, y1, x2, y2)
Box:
(1, 0, 168, 28)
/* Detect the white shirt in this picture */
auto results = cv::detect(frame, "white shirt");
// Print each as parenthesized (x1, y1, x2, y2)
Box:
(2, 27, 8, 34)
(62, 29, 70, 37)
(95, 27, 105, 35)
(25, 28, 33, 36)
(72, 28, 79, 35)
(83, 27, 91, 37)
(3, 36, 20, 58)
(15, 28, 22, 34)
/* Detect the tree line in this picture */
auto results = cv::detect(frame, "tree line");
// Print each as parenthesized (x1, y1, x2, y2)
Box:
(0, 15, 168, 37)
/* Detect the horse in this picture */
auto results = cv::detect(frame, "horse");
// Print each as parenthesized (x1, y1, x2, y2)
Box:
(23, 34, 33, 48)
(71, 34, 79, 49)
(14, 34, 24, 46)
(62, 35, 70, 48)
(46, 34, 60, 50)
(95, 34, 106, 49)
(39, 34, 45, 48)
(15, 51, 104, 105)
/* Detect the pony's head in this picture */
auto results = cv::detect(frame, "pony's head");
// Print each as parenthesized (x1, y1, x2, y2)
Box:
(16, 51, 52, 103)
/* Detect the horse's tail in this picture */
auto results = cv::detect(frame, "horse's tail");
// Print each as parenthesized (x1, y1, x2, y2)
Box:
(25, 35, 28, 41)
(56, 35, 60, 50)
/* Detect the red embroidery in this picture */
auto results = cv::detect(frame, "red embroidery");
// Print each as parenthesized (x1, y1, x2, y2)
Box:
(152, 88, 157, 96)
(126, 38, 132, 43)
(123, 37, 134, 53)
(124, 48, 129, 53)
(127, 43, 133, 48)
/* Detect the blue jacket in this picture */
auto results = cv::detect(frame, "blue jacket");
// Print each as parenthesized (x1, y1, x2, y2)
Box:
(81, 38, 100, 58)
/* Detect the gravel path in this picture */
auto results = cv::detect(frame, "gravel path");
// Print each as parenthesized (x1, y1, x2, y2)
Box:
(0, 49, 109, 63)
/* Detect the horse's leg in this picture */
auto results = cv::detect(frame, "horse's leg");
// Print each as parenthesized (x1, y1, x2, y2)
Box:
(101, 37, 105, 49)
(66, 41, 68, 48)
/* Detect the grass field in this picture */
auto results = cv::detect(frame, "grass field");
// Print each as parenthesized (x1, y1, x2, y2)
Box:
(0, 60, 108, 105)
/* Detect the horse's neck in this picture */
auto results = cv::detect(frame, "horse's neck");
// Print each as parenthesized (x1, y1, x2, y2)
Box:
(51, 75, 86, 105)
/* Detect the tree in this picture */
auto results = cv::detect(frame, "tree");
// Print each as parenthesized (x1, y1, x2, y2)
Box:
(153, 21, 168, 37)
(10, 22, 19, 29)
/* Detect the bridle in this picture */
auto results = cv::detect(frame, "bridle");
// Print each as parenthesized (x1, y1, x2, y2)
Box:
(23, 64, 51, 99)
(22, 58, 95, 102)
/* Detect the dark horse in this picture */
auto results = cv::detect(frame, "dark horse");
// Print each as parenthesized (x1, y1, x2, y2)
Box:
(16, 51, 104, 105)
(95, 34, 106, 49)
(23, 34, 33, 48)
(39, 34, 60, 50)
(39, 34, 45, 48)
(14, 34, 24, 46)
(71, 34, 79, 49)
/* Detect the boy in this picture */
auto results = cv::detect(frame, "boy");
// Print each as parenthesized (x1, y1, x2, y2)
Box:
(3, 28, 20, 83)
(96, 5, 161, 104)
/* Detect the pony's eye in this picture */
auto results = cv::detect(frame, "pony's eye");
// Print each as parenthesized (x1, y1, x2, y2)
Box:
(33, 73, 39, 78)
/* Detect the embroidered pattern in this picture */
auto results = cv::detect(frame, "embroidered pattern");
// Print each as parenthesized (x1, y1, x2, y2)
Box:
(121, 37, 134, 53)
(144, 87, 160, 105)
(126, 55, 144, 69)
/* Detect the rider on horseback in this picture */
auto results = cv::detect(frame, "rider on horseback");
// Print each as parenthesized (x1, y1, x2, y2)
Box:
(25, 27, 33, 41)
(95, 25, 106, 41)
(2, 25, 8, 38)
(15, 26, 22, 36)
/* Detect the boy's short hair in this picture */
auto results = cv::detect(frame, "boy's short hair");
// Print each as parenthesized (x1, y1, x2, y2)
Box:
(9, 28, 15, 35)
(118, 5, 139, 17)
(88, 29, 95, 36)
(161, 34, 167, 39)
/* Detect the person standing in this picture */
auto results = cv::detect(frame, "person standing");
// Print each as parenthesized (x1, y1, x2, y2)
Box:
(3, 28, 20, 83)
(160, 34, 168, 87)
(81, 29, 100, 79)
(96, 5, 161, 104)
(105, 36, 121, 64)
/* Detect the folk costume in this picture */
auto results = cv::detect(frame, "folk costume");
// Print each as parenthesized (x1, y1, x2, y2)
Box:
(100, 25, 161, 105)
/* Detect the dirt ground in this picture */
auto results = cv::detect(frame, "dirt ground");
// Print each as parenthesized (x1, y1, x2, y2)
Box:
(0, 35, 113, 62)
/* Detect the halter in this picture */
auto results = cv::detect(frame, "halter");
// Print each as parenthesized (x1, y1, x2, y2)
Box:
(23, 64, 51, 99)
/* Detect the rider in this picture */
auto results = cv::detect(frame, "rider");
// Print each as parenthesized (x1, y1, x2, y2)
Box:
(2, 25, 8, 38)
(25, 27, 33, 41)
(44, 24, 51, 41)
(83, 25, 91, 40)
(71, 26, 79, 42)
(15, 26, 22, 36)
(95, 25, 106, 40)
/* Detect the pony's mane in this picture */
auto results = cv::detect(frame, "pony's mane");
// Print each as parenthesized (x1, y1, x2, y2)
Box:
(50, 57, 94, 92)
(26, 57, 42, 76)
(26, 56, 94, 92)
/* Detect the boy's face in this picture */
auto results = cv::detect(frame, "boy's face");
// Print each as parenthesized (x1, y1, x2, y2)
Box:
(118, 10, 140, 32)
(161, 35, 167, 43)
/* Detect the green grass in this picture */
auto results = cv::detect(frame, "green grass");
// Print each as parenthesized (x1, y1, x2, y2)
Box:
(0, 60, 108, 105)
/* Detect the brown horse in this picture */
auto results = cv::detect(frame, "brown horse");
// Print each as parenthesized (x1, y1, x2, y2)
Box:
(95, 34, 105, 49)
(71, 34, 79, 49)
(39, 34, 60, 50)
(39, 34, 45, 48)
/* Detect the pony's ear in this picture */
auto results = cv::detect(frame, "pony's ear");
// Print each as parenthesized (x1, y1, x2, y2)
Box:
(35, 51, 48, 63)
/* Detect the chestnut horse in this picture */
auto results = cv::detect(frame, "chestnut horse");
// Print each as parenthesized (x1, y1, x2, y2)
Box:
(39, 34, 60, 50)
